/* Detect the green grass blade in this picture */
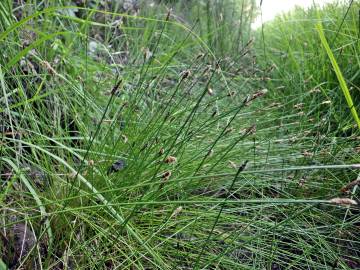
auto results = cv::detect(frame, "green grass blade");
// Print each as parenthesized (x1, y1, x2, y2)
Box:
(2, 158, 54, 249)
(316, 20, 360, 129)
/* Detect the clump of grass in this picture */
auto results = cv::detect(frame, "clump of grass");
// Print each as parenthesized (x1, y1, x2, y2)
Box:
(255, 0, 360, 134)
(0, 0, 359, 269)
(316, 17, 360, 130)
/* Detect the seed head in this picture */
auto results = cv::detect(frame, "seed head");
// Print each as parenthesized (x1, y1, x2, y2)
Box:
(161, 171, 172, 180)
(227, 91, 236, 97)
(245, 89, 268, 105)
(41, 60, 57, 75)
(165, 8, 172, 21)
(172, 206, 183, 217)
(329, 198, 358, 206)
(196, 53, 205, 59)
(122, 135, 128, 143)
(340, 179, 360, 193)
(228, 160, 237, 169)
(164, 156, 177, 164)
(142, 47, 153, 60)
(293, 103, 304, 109)
(180, 70, 191, 80)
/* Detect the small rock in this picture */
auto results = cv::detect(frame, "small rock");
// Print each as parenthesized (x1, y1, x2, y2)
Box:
(2, 223, 37, 267)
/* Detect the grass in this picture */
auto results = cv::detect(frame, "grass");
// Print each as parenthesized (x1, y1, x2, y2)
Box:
(0, 0, 359, 269)
(316, 17, 360, 130)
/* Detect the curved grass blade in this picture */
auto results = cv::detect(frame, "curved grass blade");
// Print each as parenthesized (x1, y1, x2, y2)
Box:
(2, 158, 54, 249)
(316, 20, 360, 129)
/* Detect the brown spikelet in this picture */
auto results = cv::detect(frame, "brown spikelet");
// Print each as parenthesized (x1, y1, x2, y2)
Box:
(180, 70, 191, 80)
(196, 53, 205, 59)
(142, 47, 153, 60)
(88, 160, 94, 166)
(122, 135, 128, 143)
(228, 160, 237, 169)
(293, 103, 304, 109)
(172, 206, 183, 218)
(246, 89, 268, 105)
(41, 60, 57, 75)
(161, 171, 172, 180)
(227, 91, 235, 97)
(206, 149, 214, 157)
(215, 61, 221, 70)
(244, 38, 254, 48)
(268, 102, 282, 108)
(298, 177, 306, 187)
(321, 100, 331, 105)
(159, 148, 165, 156)
(302, 150, 313, 157)
(310, 88, 321, 94)
(165, 8, 172, 21)
(340, 179, 360, 193)
(164, 156, 177, 164)
(225, 127, 234, 135)
(329, 198, 358, 206)
(111, 79, 123, 95)
(242, 124, 256, 136)
(252, 89, 268, 99)
(266, 63, 276, 73)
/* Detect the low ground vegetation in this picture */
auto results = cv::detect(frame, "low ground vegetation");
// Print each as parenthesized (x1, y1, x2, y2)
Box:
(0, 0, 359, 269)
